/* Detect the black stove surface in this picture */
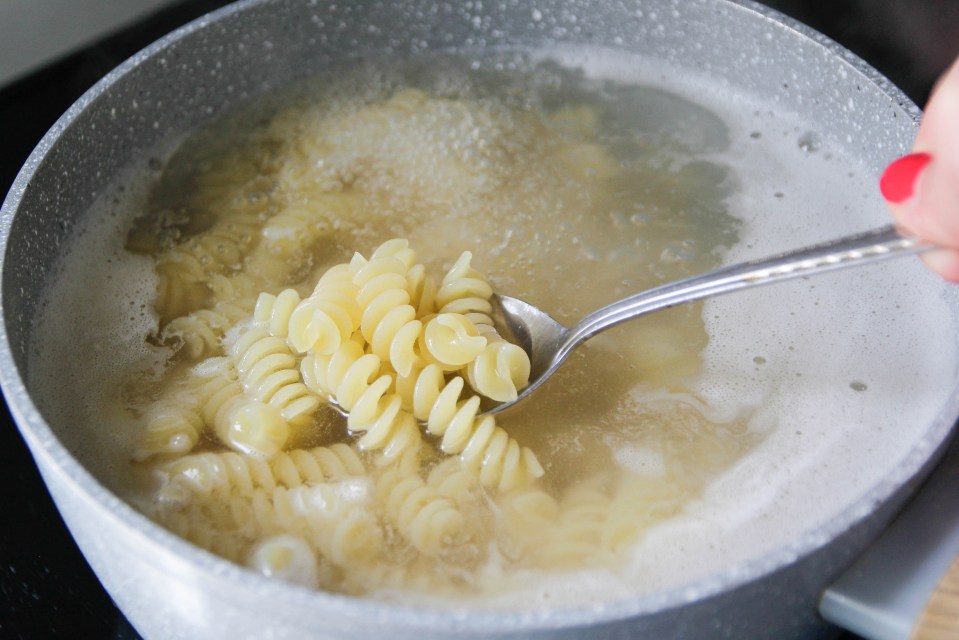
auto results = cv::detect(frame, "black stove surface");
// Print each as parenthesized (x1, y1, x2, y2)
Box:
(0, 1, 956, 638)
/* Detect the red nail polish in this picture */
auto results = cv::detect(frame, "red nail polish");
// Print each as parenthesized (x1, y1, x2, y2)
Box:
(880, 152, 932, 203)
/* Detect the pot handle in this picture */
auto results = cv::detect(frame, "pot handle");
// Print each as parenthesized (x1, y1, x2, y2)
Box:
(819, 430, 959, 639)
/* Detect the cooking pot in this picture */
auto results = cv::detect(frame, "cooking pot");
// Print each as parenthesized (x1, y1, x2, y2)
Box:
(2, 0, 958, 638)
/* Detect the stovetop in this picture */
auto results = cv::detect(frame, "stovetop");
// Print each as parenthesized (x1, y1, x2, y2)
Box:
(0, 1, 955, 638)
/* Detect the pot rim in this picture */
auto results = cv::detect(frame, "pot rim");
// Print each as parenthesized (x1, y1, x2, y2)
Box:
(0, 0, 953, 633)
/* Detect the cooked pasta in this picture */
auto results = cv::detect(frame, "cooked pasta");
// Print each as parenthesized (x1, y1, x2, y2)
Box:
(436, 251, 493, 325)
(159, 299, 253, 361)
(351, 249, 421, 374)
(152, 210, 264, 322)
(346, 378, 423, 461)
(419, 314, 486, 370)
(541, 476, 613, 566)
(375, 465, 466, 554)
(117, 75, 757, 604)
(288, 263, 361, 355)
(201, 375, 290, 457)
(426, 457, 481, 504)
(246, 534, 320, 589)
(396, 362, 542, 491)
(435, 251, 530, 400)
(253, 289, 302, 340)
(464, 339, 531, 403)
(495, 484, 560, 559)
(300, 339, 383, 409)
(133, 394, 205, 462)
(253, 482, 383, 567)
(228, 324, 320, 429)
(157, 443, 366, 501)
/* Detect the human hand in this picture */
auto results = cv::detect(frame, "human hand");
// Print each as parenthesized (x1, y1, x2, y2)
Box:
(881, 56, 959, 282)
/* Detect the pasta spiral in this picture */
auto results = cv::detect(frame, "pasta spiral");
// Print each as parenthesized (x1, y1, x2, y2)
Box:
(396, 364, 542, 491)
(159, 299, 253, 361)
(435, 251, 530, 401)
(542, 477, 612, 566)
(419, 314, 486, 370)
(201, 375, 290, 457)
(153, 211, 264, 322)
(346, 377, 422, 461)
(288, 263, 361, 355)
(351, 248, 421, 376)
(436, 251, 493, 324)
(375, 466, 466, 554)
(300, 339, 383, 409)
(133, 395, 205, 462)
(253, 289, 302, 339)
(157, 443, 366, 501)
(464, 339, 531, 403)
(229, 325, 320, 429)
(246, 534, 320, 589)
(251, 482, 383, 567)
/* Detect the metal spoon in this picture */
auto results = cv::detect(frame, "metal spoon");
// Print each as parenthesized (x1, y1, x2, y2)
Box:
(483, 224, 933, 418)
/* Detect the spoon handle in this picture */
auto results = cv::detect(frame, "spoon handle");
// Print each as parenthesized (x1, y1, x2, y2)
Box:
(562, 224, 932, 353)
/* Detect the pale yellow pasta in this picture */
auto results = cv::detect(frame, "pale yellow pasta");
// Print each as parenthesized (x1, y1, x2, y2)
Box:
(253, 482, 383, 567)
(134, 359, 232, 461)
(406, 263, 438, 318)
(394, 363, 464, 422)
(495, 484, 560, 559)
(133, 392, 205, 462)
(300, 339, 383, 409)
(419, 314, 486, 369)
(601, 475, 688, 553)
(201, 376, 289, 457)
(157, 443, 366, 501)
(454, 415, 544, 492)
(151, 501, 249, 563)
(433, 251, 530, 400)
(253, 289, 302, 339)
(228, 324, 320, 429)
(287, 263, 361, 355)
(541, 477, 612, 566)
(153, 262, 210, 326)
(375, 465, 466, 554)
(120, 80, 758, 600)
(436, 251, 494, 326)
(367, 237, 417, 271)
(464, 340, 531, 403)
(246, 534, 320, 589)
(346, 378, 422, 461)
(393, 362, 541, 490)
(159, 299, 253, 362)
(259, 199, 332, 256)
(152, 210, 264, 322)
(426, 457, 481, 504)
(352, 254, 415, 349)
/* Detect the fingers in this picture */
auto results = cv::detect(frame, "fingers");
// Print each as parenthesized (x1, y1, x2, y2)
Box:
(882, 57, 959, 282)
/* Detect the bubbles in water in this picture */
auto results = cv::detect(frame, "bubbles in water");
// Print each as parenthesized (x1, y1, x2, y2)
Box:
(797, 131, 821, 153)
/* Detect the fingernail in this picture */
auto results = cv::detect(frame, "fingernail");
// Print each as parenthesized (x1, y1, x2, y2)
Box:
(880, 152, 932, 203)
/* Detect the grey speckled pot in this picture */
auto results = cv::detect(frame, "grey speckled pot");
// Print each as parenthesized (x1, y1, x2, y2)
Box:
(1, 0, 957, 638)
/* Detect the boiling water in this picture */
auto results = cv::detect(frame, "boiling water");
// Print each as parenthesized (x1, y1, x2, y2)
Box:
(27, 48, 956, 610)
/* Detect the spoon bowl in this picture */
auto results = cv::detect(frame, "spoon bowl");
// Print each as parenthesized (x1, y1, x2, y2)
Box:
(482, 224, 932, 418)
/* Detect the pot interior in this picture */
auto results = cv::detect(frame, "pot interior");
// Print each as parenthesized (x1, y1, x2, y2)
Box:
(2, 0, 957, 631)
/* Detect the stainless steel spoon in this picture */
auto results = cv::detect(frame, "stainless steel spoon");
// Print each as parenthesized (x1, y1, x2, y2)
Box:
(483, 224, 933, 418)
